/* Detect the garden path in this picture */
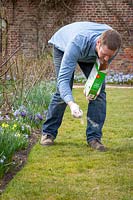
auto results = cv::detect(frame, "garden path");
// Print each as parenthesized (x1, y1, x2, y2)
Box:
(73, 84, 133, 89)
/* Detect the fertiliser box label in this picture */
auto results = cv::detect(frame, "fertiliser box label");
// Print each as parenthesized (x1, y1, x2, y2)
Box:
(84, 59, 106, 100)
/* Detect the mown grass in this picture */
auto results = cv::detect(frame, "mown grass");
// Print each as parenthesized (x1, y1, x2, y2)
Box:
(1, 88, 133, 200)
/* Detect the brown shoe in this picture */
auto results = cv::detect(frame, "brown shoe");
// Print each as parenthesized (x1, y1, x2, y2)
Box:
(89, 139, 106, 152)
(40, 134, 54, 146)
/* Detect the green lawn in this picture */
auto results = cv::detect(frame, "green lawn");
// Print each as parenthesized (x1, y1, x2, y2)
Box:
(1, 88, 133, 200)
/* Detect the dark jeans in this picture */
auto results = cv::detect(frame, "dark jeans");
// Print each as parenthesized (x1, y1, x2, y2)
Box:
(42, 47, 106, 143)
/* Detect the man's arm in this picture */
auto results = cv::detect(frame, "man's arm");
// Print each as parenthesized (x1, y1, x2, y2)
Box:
(57, 35, 85, 118)
(58, 44, 83, 118)
(57, 35, 83, 103)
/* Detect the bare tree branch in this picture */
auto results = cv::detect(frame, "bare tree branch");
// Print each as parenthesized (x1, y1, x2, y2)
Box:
(0, 46, 21, 69)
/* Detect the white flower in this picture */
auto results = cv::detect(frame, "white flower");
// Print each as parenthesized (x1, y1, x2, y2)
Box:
(0, 155, 6, 163)
(0, 159, 4, 164)
(3, 155, 6, 160)
(26, 125, 31, 129)
(21, 126, 25, 131)
(15, 133, 20, 137)
(24, 134, 29, 139)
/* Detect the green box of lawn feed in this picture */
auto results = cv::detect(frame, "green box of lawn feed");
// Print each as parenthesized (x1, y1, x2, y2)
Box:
(84, 59, 106, 100)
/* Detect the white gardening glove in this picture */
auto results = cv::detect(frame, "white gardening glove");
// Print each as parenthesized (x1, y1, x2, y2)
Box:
(69, 102, 83, 118)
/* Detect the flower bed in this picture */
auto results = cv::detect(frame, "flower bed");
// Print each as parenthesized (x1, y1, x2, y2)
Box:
(0, 81, 56, 178)
(74, 72, 133, 85)
(0, 121, 29, 178)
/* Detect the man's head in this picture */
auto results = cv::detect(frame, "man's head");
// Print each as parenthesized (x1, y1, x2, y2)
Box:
(96, 29, 122, 64)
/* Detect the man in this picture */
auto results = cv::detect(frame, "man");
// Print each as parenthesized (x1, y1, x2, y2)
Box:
(40, 22, 121, 151)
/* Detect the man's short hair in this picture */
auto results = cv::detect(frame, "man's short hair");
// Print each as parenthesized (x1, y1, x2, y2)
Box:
(100, 29, 122, 51)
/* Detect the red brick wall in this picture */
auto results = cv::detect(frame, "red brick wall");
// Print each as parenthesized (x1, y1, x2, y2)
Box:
(2, 0, 133, 72)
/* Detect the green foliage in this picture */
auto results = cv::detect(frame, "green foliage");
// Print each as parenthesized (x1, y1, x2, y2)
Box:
(0, 121, 29, 178)
(1, 88, 133, 200)
(25, 81, 56, 114)
(0, 81, 56, 178)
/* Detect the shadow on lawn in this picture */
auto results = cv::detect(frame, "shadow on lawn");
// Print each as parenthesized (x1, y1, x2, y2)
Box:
(54, 141, 86, 147)
(54, 141, 132, 154)
(108, 146, 132, 153)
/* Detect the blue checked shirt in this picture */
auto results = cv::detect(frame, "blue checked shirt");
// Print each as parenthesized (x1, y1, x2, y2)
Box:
(48, 22, 113, 103)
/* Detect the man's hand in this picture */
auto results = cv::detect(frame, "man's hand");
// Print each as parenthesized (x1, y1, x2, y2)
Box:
(83, 89, 96, 101)
(68, 101, 83, 118)
(84, 86, 101, 101)
(99, 61, 108, 70)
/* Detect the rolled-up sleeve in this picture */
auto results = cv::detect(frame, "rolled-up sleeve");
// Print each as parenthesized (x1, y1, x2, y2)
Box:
(57, 35, 83, 103)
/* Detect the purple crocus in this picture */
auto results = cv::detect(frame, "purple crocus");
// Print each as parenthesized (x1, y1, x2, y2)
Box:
(5, 115, 10, 120)
(29, 115, 34, 120)
(0, 116, 4, 121)
(14, 110, 20, 117)
(44, 110, 47, 116)
(20, 111, 27, 117)
(36, 113, 43, 121)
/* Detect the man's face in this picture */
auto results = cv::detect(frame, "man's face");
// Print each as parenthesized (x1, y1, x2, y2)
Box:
(96, 39, 117, 64)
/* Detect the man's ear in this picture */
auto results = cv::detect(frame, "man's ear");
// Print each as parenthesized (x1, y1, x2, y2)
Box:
(96, 38, 101, 54)
(96, 38, 101, 46)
